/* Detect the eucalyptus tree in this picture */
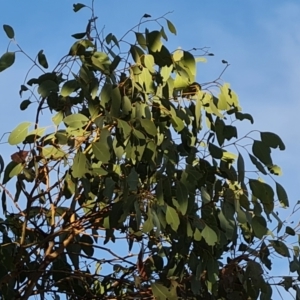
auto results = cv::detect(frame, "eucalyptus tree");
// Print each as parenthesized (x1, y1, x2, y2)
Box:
(0, 2, 297, 300)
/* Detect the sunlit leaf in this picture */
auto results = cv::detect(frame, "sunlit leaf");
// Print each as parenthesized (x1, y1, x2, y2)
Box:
(8, 121, 31, 145)
(63, 113, 89, 128)
(202, 225, 218, 246)
(61, 79, 79, 97)
(140, 118, 157, 137)
(166, 205, 180, 231)
(166, 19, 177, 35)
(135, 32, 147, 50)
(268, 164, 282, 176)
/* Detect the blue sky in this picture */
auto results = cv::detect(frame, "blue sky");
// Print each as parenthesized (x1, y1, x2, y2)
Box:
(1, 1, 300, 299)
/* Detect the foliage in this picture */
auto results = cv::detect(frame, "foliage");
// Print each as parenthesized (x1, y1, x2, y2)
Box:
(0, 2, 297, 300)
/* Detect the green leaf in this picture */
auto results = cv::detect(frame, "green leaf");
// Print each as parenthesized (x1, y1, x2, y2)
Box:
(61, 79, 79, 97)
(276, 181, 289, 208)
(166, 19, 177, 35)
(42, 146, 66, 160)
(110, 86, 121, 117)
(72, 151, 87, 178)
(3, 24, 14, 39)
(140, 118, 157, 137)
(146, 30, 162, 52)
(249, 153, 267, 175)
(202, 225, 218, 246)
(37, 80, 58, 97)
(151, 282, 173, 300)
(0, 52, 15, 72)
(73, 3, 86, 12)
(2, 161, 20, 184)
(176, 181, 188, 215)
(109, 55, 121, 73)
(143, 54, 155, 72)
(166, 205, 180, 231)
(252, 215, 268, 238)
(270, 240, 290, 257)
(37, 50, 48, 69)
(8, 121, 31, 145)
(92, 129, 111, 163)
(20, 99, 31, 111)
(130, 45, 143, 64)
(127, 168, 139, 191)
(237, 152, 245, 183)
(52, 111, 64, 126)
(63, 113, 89, 128)
(261, 131, 285, 150)
(80, 235, 94, 256)
(135, 32, 147, 50)
(252, 140, 272, 166)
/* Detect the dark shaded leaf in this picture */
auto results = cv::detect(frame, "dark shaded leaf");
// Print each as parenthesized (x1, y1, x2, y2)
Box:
(3, 24, 14, 39)
(237, 152, 245, 184)
(176, 181, 188, 215)
(286, 226, 295, 236)
(249, 179, 274, 213)
(80, 235, 94, 256)
(252, 140, 272, 166)
(261, 131, 285, 150)
(276, 181, 289, 208)
(208, 143, 223, 159)
(270, 240, 290, 257)
(20, 99, 31, 111)
(73, 3, 86, 12)
(252, 215, 268, 238)
(37, 80, 58, 97)
(249, 153, 267, 175)
(235, 111, 254, 124)
(127, 168, 139, 191)
(0, 52, 15, 72)
(72, 32, 86, 39)
(37, 50, 48, 69)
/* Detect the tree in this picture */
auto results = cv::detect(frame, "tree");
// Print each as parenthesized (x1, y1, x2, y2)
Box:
(0, 2, 297, 299)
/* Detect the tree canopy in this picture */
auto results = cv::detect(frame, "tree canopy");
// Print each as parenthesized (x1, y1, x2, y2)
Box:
(0, 2, 298, 300)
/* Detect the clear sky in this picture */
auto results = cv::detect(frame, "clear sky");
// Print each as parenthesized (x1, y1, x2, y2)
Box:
(1, 1, 300, 299)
